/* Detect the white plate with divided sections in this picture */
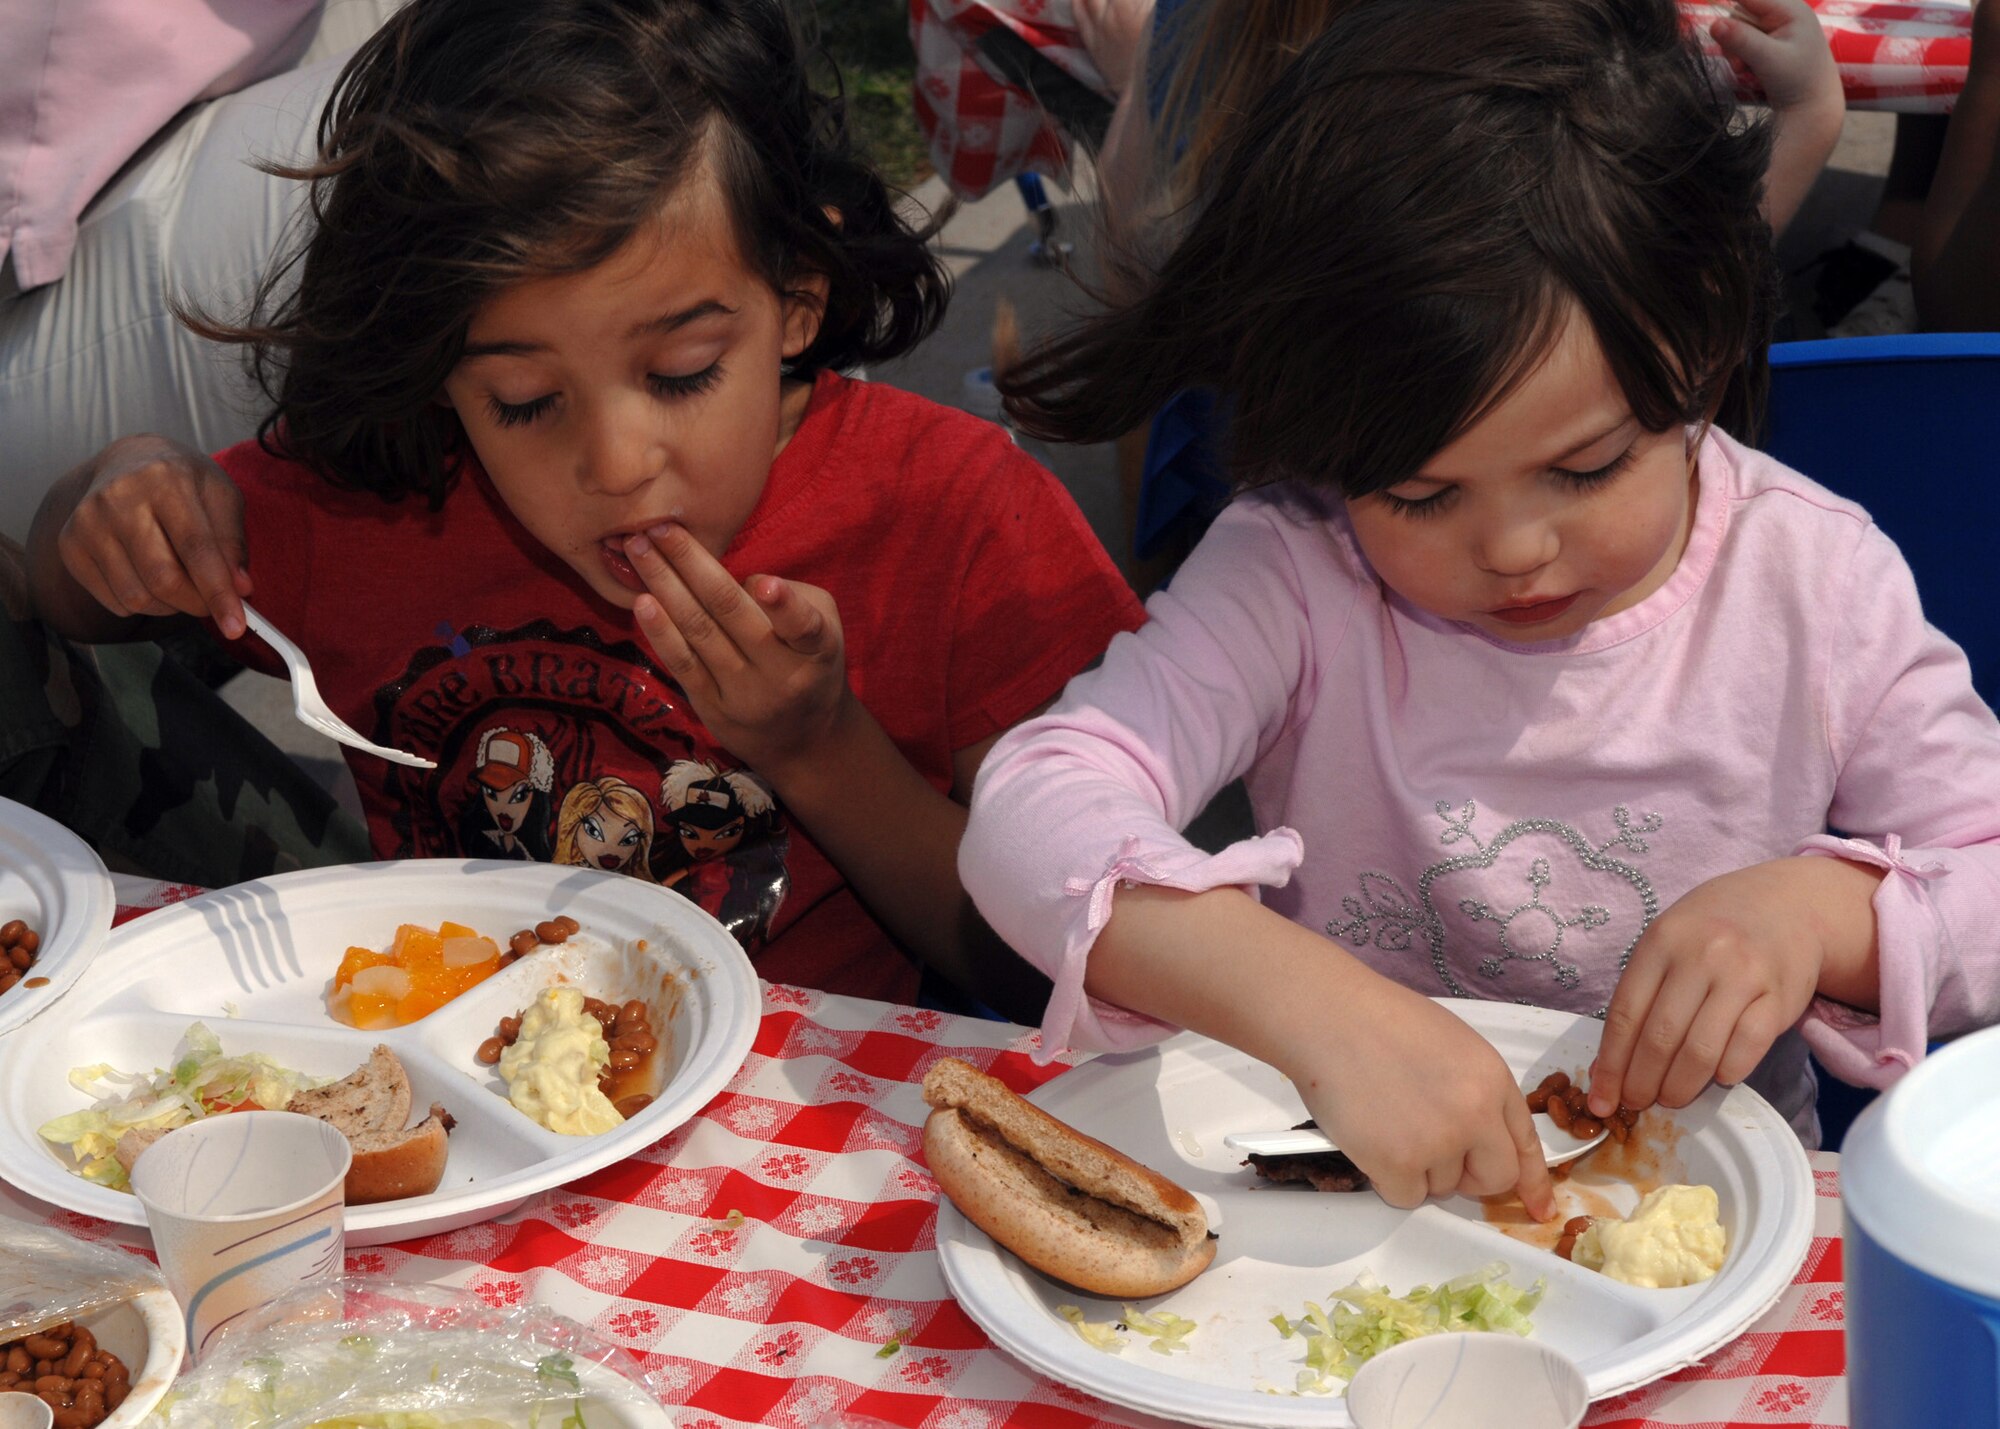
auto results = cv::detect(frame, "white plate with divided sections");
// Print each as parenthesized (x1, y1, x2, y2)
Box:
(0, 859, 760, 1246)
(0, 796, 114, 1038)
(935, 1000, 1815, 1429)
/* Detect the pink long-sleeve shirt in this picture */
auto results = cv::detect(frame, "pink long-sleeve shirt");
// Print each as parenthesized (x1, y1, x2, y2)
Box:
(961, 429, 2000, 1142)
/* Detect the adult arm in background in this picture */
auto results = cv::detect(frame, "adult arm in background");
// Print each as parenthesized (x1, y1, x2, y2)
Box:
(959, 501, 1557, 1219)
(1913, 0, 2000, 328)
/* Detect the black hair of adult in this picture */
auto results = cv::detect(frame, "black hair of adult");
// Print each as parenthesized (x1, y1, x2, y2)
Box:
(1000, 0, 1781, 499)
(187, 0, 950, 504)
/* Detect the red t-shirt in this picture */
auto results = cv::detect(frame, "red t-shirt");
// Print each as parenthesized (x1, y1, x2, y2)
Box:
(219, 372, 1143, 1003)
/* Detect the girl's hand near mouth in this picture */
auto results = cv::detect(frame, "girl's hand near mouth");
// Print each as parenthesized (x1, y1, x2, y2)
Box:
(625, 521, 853, 781)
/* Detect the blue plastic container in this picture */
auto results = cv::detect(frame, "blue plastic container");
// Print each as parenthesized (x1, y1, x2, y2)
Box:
(1842, 1024, 2000, 1429)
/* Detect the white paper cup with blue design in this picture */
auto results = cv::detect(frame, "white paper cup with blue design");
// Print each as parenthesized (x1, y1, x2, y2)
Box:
(1346, 1334, 1589, 1429)
(131, 1111, 349, 1363)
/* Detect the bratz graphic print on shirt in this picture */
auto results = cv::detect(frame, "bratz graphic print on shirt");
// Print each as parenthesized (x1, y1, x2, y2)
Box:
(371, 618, 790, 949)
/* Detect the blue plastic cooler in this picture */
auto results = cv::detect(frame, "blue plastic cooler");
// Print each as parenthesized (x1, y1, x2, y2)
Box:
(1842, 1024, 2000, 1428)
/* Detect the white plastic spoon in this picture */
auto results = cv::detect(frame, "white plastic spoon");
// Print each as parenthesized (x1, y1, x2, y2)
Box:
(1224, 1114, 1608, 1168)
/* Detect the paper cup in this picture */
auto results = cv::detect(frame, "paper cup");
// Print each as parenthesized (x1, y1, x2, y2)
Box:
(1346, 1335, 1589, 1429)
(131, 1112, 350, 1362)
(0, 1394, 54, 1429)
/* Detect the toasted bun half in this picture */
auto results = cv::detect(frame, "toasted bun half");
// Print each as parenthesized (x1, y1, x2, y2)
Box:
(343, 1102, 453, 1204)
(922, 1057, 1215, 1297)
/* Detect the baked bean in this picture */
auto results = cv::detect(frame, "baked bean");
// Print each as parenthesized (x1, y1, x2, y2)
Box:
(608, 1048, 641, 1071)
(1563, 1216, 1593, 1236)
(8, 946, 30, 971)
(615, 1093, 654, 1118)
(621, 998, 647, 1026)
(498, 1015, 522, 1041)
(534, 920, 565, 945)
(0, 973, 18, 994)
(0, 919, 24, 944)
(582, 997, 613, 1023)
(17, 930, 38, 955)
(1, 1323, 130, 1429)
(616, 1033, 656, 1058)
(554, 915, 580, 936)
(1546, 1093, 1574, 1131)
(1570, 1115, 1603, 1140)
(476, 1037, 507, 1065)
(1554, 1234, 1577, 1261)
(508, 929, 539, 957)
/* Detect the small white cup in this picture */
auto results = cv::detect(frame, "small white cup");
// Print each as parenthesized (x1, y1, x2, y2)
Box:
(0, 1393, 54, 1429)
(131, 1111, 350, 1363)
(1347, 1335, 1589, 1429)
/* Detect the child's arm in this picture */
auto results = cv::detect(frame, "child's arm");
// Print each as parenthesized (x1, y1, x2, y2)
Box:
(621, 522, 1046, 1018)
(961, 501, 1557, 1216)
(1913, 0, 2000, 328)
(26, 435, 253, 642)
(1711, 0, 1845, 236)
(1591, 523, 2000, 1114)
(1090, 883, 1557, 1218)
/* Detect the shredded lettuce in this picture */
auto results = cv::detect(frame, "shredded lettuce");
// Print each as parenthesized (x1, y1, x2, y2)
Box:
(1056, 1306, 1126, 1353)
(1119, 1305, 1197, 1356)
(37, 1022, 325, 1190)
(1273, 1262, 1544, 1394)
(1055, 1304, 1199, 1357)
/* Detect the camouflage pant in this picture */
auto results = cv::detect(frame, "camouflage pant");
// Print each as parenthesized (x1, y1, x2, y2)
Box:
(1, 540, 368, 885)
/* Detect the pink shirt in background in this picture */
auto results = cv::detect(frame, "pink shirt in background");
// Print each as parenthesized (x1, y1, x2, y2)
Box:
(961, 429, 2000, 1144)
(0, 0, 321, 291)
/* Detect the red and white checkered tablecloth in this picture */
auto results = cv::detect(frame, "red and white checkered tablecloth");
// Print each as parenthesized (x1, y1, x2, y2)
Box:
(911, 0, 1975, 200)
(0, 877, 1852, 1429)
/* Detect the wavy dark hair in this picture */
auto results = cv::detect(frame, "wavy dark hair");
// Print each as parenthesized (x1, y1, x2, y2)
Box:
(187, 0, 949, 503)
(1003, 0, 1780, 498)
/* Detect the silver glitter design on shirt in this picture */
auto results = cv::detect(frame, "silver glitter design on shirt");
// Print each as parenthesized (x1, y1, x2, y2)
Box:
(1327, 801, 1663, 1011)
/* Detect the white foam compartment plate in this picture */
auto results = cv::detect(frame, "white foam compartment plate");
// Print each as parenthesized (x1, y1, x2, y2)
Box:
(936, 1000, 1814, 1428)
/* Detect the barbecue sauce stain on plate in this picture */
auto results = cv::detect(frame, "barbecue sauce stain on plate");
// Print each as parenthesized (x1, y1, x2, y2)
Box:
(1481, 1108, 1688, 1249)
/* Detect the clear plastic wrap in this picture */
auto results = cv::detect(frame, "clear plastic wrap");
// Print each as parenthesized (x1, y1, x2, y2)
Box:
(146, 1279, 669, 1429)
(0, 1223, 166, 1340)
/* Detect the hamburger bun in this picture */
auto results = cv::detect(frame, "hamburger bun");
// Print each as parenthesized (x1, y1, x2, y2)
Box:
(341, 1102, 454, 1204)
(922, 1057, 1216, 1297)
(109, 1044, 452, 1204)
(285, 1046, 452, 1204)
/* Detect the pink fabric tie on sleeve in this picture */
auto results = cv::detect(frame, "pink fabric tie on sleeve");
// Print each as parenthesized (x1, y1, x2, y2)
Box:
(1032, 827, 1306, 1064)
(1796, 831, 1947, 1090)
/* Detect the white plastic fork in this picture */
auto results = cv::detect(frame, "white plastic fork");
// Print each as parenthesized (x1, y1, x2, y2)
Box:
(241, 602, 438, 769)
(1225, 1115, 1608, 1168)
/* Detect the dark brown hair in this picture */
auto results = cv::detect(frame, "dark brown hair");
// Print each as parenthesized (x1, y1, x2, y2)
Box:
(189, 0, 949, 503)
(1004, 0, 1779, 498)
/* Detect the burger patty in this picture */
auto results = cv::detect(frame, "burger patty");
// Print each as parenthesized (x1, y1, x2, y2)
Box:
(1243, 1120, 1373, 1193)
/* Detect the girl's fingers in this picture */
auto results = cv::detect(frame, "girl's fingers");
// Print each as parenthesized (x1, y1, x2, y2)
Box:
(1504, 1097, 1557, 1221)
(191, 481, 250, 637)
(1656, 991, 1751, 1109)
(1589, 948, 1669, 1117)
(1611, 968, 1710, 1116)
(1715, 993, 1784, 1089)
(644, 523, 775, 650)
(751, 576, 833, 656)
(624, 532, 751, 675)
(1370, 1160, 1427, 1211)
(632, 593, 720, 701)
(84, 534, 171, 619)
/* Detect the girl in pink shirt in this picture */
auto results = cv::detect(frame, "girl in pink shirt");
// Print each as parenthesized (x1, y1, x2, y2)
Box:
(964, 0, 2000, 1219)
